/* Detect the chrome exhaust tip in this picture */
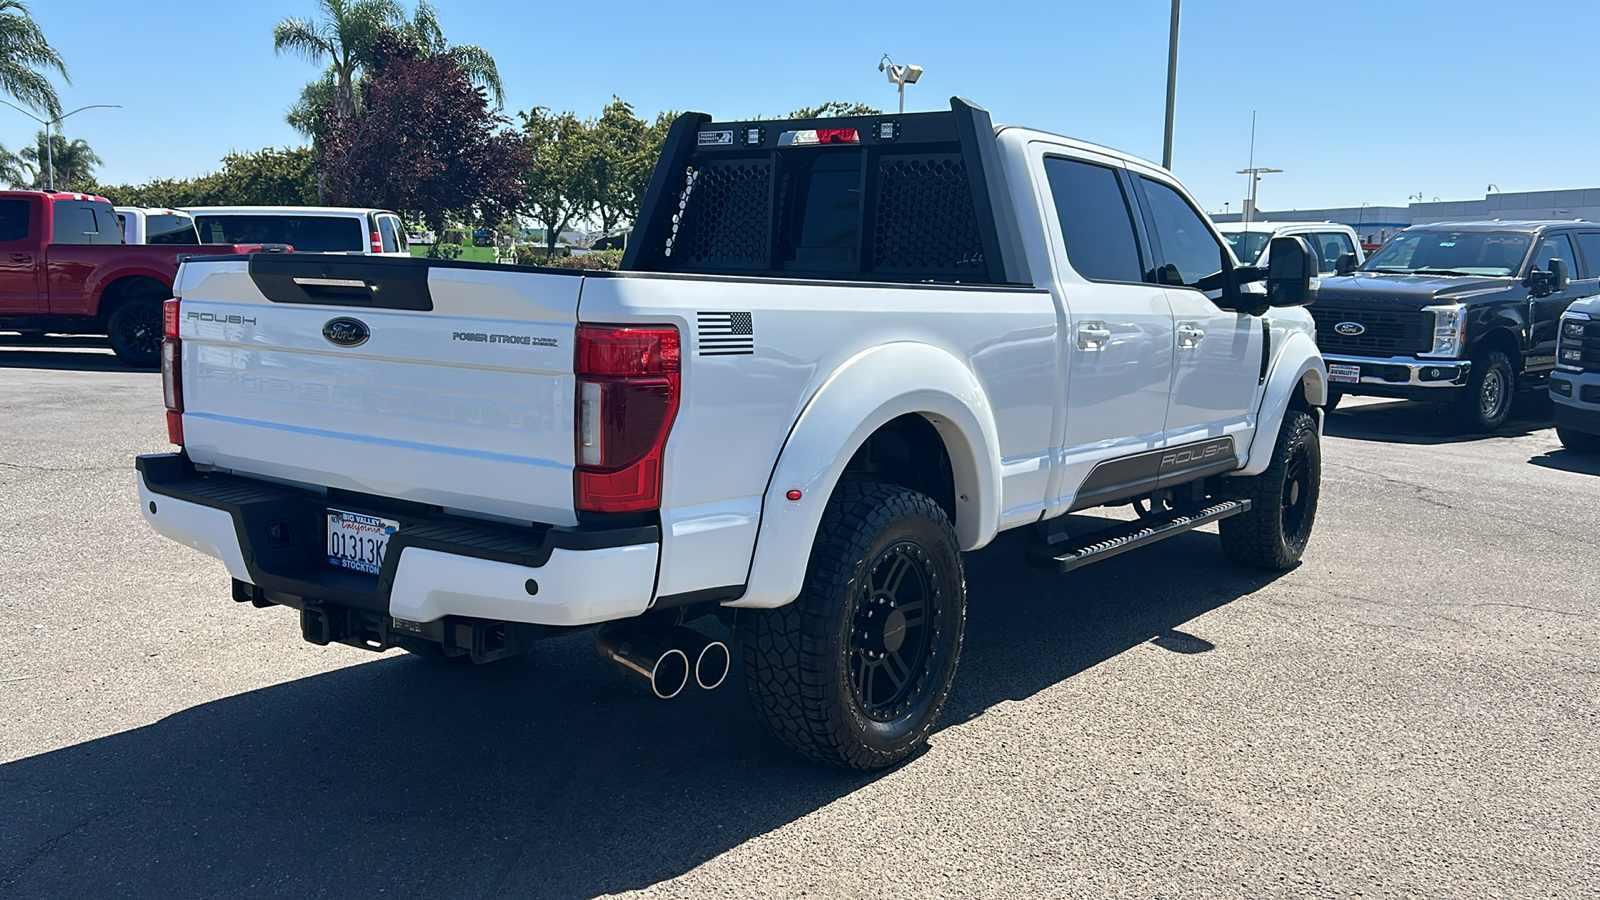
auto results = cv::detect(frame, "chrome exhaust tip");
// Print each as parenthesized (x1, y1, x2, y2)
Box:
(596, 624, 690, 700)
(672, 626, 731, 691)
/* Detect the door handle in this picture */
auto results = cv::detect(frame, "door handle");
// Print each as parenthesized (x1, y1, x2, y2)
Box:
(1177, 322, 1205, 348)
(1076, 322, 1112, 350)
(9, 253, 30, 264)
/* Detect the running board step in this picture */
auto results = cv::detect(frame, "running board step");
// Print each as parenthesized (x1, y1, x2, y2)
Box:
(1025, 499, 1252, 574)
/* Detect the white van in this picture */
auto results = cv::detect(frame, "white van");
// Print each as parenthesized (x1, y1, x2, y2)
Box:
(183, 206, 410, 256)
(113, 207, 199, 244)
(1217, 221, 1364, 274)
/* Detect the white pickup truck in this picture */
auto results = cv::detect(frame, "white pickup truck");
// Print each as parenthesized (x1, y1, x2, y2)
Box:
(137, 99, 1328, 769)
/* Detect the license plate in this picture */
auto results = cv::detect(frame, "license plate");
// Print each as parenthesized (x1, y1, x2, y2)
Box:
(326, 509, 399, 575)
(1328, 364, 1361, 384)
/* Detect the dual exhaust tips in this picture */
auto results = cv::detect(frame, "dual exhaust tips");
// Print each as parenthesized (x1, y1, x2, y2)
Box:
(596, 623, 730, 700)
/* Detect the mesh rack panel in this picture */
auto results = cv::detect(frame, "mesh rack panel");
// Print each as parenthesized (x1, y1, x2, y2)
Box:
(872, 154, 984, 276)
(668, 160, 772, 268)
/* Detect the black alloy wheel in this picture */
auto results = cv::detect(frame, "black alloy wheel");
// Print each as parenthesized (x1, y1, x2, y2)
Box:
(1219, 409, 1321, 570)
(106, 297, 164, 368)
(743, 482, 966, 770)
(848, 543, 937, 721)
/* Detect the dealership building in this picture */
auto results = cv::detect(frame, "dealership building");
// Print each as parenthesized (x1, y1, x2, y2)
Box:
(1213, 186, 1600, 247)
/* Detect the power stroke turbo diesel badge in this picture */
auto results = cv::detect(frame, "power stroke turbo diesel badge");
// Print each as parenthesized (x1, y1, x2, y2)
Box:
(323, 317, 370, 347)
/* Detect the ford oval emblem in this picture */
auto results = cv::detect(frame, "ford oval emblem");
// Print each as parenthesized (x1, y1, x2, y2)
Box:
(1334, 321, 1366, 336)
(323, 317, 370, 348)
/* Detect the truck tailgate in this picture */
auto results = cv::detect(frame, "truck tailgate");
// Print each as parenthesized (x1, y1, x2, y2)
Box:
(173, 257, 581, 526)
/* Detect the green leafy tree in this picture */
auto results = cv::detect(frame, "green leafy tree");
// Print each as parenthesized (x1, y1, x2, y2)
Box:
(273, 0, 401, 122)
(520, 107, 589, 254)
(582, 98, 647, 237)
(0, 0, 65, 116)
(20, 129, 98, 191)
(788, 101, 882, 118)
(95, 148, 318, 208)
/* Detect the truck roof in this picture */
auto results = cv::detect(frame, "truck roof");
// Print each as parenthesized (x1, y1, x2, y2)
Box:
(181, 206, 395, 216)
(0, 189, 113, 204)
(1214, 221, 1347, 234)
(1408, 220, 1590, 232)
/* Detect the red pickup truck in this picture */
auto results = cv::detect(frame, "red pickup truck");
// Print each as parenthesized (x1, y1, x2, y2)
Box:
(0, 191, 284, 366)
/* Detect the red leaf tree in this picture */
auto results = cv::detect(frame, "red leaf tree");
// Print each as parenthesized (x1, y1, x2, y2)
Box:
(320, 36, 527, 237)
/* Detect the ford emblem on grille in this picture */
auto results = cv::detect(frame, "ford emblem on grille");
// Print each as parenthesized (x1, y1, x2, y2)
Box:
(323, 317, 370, 347)
(1334, 321, 1366, 336)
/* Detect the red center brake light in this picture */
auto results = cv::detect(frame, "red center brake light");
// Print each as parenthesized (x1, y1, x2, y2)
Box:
(574, 324, 681, 513)
(161, 298, 183, 445)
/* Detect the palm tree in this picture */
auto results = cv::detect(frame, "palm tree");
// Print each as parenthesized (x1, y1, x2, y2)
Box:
(0, 0, 66, 116)
(20, 129, 100, 190)
(272, 0, 401, 121)
(394, 1, 504, 109)
(0, 143, 30, 187)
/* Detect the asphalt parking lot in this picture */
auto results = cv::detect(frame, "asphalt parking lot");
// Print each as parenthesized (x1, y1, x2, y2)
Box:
(2, 336, 1598, 899)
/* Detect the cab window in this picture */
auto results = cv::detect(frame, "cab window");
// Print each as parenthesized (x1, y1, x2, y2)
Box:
(1532, 233, 1578, 277)
(0, 198, 33, 243)
(52, 201, 123, 245)
(377, 215, 400, 253)
(1574, 233, 1600, 279)
(1136, 176, 1225, 287)
(1313, 232, 1355, 273)
(1042, 156, 1144, 283)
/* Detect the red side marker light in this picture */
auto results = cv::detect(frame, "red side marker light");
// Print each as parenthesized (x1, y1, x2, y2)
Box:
(786, 490, 802, 501)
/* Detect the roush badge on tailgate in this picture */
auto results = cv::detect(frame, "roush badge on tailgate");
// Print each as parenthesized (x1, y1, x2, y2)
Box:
(322, 317, 370, 347)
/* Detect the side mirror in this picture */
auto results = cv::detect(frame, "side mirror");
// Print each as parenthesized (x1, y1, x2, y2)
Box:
(1334, 252, 1358, 276)
(1548, 257, 1570, 294)
(1265, 235, 1318, 308)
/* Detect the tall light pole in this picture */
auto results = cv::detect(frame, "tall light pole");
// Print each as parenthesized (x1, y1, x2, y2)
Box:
(878, 55, 923, 114)
(1162, 0, 1181, 170)
(0, 100, 121, 190)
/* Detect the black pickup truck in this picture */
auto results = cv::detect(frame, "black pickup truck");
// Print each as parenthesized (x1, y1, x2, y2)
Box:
(1311, 221, 1600, 430)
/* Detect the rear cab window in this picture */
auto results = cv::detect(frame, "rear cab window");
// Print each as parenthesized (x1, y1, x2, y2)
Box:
(1042, 156, 1144, 283)
(146, 213, 199, 244)
(377, 215, 400, 253)
(194, 214, 364, 252)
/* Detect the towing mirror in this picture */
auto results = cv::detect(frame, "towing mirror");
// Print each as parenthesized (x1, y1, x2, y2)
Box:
(1334, 252, 1359, 276)
(1265, 235, 1317, 308)
(1548, 257, 1570, 294)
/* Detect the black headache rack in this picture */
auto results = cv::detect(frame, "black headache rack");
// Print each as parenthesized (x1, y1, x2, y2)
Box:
(622, 97, 1032, 286)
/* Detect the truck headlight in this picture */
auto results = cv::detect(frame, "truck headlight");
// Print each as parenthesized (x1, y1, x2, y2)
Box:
(1559, 313, 1591, 371)
(1421, 303, 1467, 358)
(1563, 319, 1587, 340)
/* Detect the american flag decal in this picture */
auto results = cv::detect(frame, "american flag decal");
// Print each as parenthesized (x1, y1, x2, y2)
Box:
(696, 311, 755, 356)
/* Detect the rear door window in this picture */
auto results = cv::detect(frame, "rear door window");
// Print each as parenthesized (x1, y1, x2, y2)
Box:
(0, 197, 34, 244)
(377, 215, 399, 253)
(1042, 157, 1144, 283)
(146, 213, 199, 244)
(52, 201, 124, 245)
(1136, 176, 1226, 286)
(1573, 233, 1600, 278)
(193, 214, 365, 251)
(387, 216, 408, 252)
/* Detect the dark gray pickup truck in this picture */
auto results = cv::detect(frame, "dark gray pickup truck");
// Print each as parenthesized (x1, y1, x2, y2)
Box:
(1312, 220, 1600, 430)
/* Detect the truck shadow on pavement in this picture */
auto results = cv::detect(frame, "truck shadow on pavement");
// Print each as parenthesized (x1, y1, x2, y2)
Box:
(1527, 448, 1600, 476)
(0, 335, 129, 373)
(1324, 395, 1553, 445)
(0, 528, 1277, 899)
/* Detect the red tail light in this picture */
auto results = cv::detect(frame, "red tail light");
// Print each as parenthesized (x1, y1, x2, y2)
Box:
(161, 298, 183, 445)
(574, 324, 680, 513)
(370, 231, 384, 253)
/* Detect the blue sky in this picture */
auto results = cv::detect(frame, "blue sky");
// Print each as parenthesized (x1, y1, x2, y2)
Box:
(23, 0, 1600, 215)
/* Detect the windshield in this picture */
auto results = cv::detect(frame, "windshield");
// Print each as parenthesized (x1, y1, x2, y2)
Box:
(1221, 231, 1272, 264)
(1361, 230, 1530, 277)
(194, 214, 364, 252)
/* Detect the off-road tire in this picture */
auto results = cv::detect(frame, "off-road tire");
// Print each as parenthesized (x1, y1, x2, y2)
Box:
(105, 296, 165, 368)
(1557, 426, 1600, 453)
(1219, 409, 1321, 571)
(1456, 349, 1515, 432)
(742, 482, 966, 770)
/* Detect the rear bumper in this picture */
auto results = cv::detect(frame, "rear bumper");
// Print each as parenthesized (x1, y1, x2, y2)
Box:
(136, 453, 659, 627)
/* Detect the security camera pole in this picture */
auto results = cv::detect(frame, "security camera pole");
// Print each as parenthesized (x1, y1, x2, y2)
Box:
(878, 54, 923, 114)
